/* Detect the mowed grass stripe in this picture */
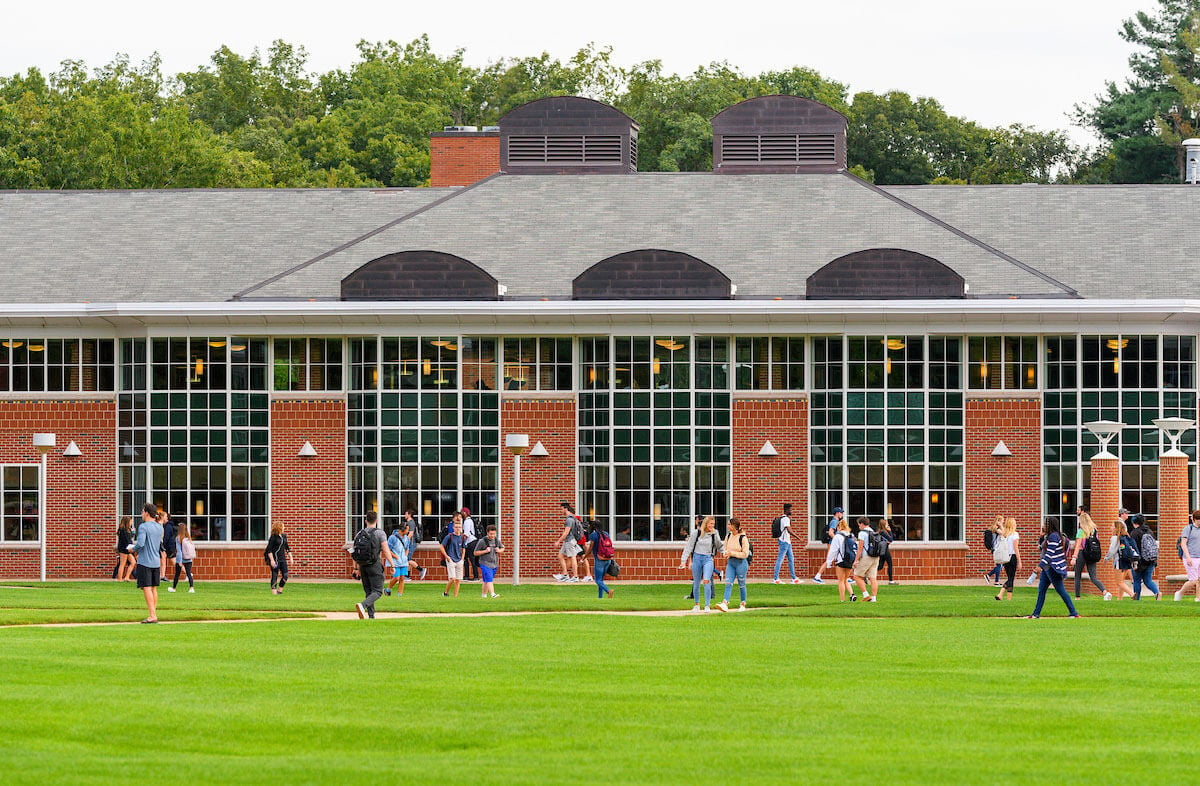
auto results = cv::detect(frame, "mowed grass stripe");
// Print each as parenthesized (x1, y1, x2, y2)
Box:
(1, 613, 1195, 785)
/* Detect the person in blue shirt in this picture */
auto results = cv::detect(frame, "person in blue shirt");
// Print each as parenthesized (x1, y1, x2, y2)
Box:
(385, 521, 412, 597)
(439, 518, 466, 598)
(1026, 517, 1079, 619)
(129, 502, 164, 623)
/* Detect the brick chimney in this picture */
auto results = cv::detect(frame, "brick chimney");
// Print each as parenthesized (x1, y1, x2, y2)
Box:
(429, 127, 500, 187)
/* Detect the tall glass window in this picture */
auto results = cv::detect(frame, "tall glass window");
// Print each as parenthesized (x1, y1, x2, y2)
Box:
(811, 336, 964, 541)
(501, 337, 572, 390)
(734, 337, 804, 390)
(1044, 334, 1197, 533)
(1, 465, 39, 542)
(273, 338, 344, 391)
(0, 339, 115, 392)
(348, 336, 499, 535)
(968, 336, 1037, 390)
(118, 337, 271, 541)
(579, 336, 731, 542)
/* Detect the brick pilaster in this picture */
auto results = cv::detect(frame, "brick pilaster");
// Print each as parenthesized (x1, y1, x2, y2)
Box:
(1089, 454, 1122, 594)
(1157, 452, 1190, 580)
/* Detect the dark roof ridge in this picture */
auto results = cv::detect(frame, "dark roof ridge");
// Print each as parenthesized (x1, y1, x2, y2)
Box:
(230, 174, 502, 300)
(842, 172, 1080, 298)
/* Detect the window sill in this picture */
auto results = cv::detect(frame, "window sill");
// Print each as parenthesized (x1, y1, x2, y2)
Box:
(0, 541, 40, 549)
(195, 541, 269, 550)
(805, 541, 967, 551)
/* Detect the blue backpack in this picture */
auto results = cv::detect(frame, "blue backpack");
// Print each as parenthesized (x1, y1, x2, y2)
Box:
(1119, 534, 1140, 563)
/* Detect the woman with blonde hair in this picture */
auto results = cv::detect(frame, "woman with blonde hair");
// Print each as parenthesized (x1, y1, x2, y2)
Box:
(680, 515, 724, 612)
(993, 517, 1021, 601)
(115, 516, 136, 581)
(1103, 517, 1135, 600)
(718, 517, 750, 612)
(832, 519, 858, 602)
(983, 515, 1004, 586)
(1071, 512, 1109, 600)
(169, 521, 196, 593)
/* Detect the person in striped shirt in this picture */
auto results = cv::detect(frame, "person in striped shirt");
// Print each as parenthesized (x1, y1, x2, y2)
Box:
(1026, 517, 1079, 619)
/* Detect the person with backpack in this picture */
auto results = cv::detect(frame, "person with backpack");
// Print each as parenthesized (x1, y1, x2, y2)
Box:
(1025, 517, 1079, 618)
(264, 522, 292, 595)
(770, 503, 800, 585)
(169, 521, 196, 593)
(385, 521, 412, 598)
(830, 519, 857, 602)
(852, 516, 886, 602)
(718, 517, 751, 612)
(992, 517, 1021, 601)
(680, 515, 725, 612)
(552, 502, 584, 583)
(1070, 512, 1109, 600)
(878, 518, 898, 585)
(460, 507, 480, 582)
(473, 523, 505, 599)
(402, 509, 428, 580)
(158, 509, 178, 587)
(1103, 515, 1136, 600)
(352, 511, 393, 619)
(1129, 514, 1161, 600)
(438, 517, 467, 598)
(587, 520, 616, 599)
(1173, 509, 1200, 601)
(812, 506, 844, 584)
(982, 516, 1004, 586)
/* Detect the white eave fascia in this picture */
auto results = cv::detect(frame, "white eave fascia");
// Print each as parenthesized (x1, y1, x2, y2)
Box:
(0, 299, 1198, 332)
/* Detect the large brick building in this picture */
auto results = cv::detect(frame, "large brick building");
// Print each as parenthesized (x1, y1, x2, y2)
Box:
(1, 95, 1196, 582)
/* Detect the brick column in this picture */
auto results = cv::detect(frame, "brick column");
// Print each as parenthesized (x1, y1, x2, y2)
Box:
(0, 399, 116, 580)
(731, 395, 807, 579)
(1157, 452, 1190, 580)
(965, 396, 1042, 580)
(1089, 454, 1121, 594)
(267, 397, 347, 579)
(499, 394, 576, 582)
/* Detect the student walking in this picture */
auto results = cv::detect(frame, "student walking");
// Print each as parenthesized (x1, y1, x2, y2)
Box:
(473, 524, 505, 598)
(158, 510, 178, 586)
(851, 517, 881, 602)
(169, 522, 196, 592)
(115, 516, 136, 582)
(1026, 517, 1079, 618)
(588, 521, 616, 599)
(812, 506, 844, 584)
(552, 502, 584, 582)
(401, 509, 428, 580)
(1104, 517, 1136, 600)
(1129, 514, 1160, 600)
(993, 517, 1021, 601)
(129, 502, 164, 623)
(352, 511, 392, 618)
(878, 519, 897, 584)
(1071, 512, 1109, 600)
(439, 517, 467, 598)
(830, 519, 857, 601)
(461, 507, 479, 582)
(1173, 510, 1200, 601)
(386, 522, 412, 597)
(264, 523, 292, 595)
(982, 516, 1004, 586)
(772, 503, 799, 584)
(681, 515, 724, 612)
(718, 517, 751, 612)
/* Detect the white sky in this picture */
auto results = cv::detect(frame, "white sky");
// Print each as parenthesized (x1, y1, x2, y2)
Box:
(4, 0, 1148, 148)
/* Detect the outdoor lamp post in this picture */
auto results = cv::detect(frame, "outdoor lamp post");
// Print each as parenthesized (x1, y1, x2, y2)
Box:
(1152, 417, 1195, 457)
(32, 433, 55, 582)
(506, 433, 529, 585)
(1083, 420, 1123, 459)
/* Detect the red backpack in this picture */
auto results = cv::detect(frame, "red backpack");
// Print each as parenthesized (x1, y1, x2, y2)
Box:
(595, 529, 616, 560)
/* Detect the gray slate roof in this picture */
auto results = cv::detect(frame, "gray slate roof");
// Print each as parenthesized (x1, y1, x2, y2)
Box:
(0, 176, 1196, 303)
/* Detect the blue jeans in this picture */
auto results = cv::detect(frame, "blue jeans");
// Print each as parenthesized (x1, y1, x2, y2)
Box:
(594, 559, 611, 598)
(1132, 563, 1158, 599)
(773, 541, 795, 580)
(723, 556, 748, 603)
(691, 553, 714, 606)
(1031, 568, 1077, 617)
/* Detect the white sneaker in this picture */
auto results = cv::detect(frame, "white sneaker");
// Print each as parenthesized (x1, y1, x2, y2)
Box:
(862, 592, 872, 600)
(811, 576, 824, 584)
(868, 596, 877, 602)
(354, 603, 366, 619)
(1174, 590, 1183, 601)
(772, 579, 782, 584)
(490, 593, 499, 598)
(568, 576, 580, 583)
(188, 587, 195, 593)
(717, 602, 729, 612)
(737, 604, 747, 612)
(552, 574, 565, 581)
(167, 587, 176, 592)
(703, 607, 712, 613)
(1103, 592, 1112, 601)
(581, 575, 592, 582)
(691, 605, 701, 613)
(792, 578, 803, 584)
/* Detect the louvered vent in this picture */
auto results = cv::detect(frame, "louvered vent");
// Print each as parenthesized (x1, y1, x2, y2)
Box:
(630, 132, 638, 170)
(507, 135, 624, 165)
(721, 134, 836, 164)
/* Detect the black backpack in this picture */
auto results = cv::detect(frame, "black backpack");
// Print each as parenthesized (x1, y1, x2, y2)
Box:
(770, 517, 783, 538)
(743, 533, 754, 564)
(866, 531, 887, 558)
(1083, 531, 1103, 562)
(837, 535, 857, 568)
(351, 527, 381, 566)
(410, 519, 423, 546)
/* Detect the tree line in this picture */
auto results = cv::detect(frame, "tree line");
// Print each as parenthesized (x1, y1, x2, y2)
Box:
(1, 0, 1197, 189)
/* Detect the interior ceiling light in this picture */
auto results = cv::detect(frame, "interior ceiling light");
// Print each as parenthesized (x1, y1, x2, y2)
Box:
(655, 339, 675, 348)
(1106, 338, 1128, 351)
(1, 340, 22, 349)
(884, 339, 906, 351)
(208, 340, 226, 348)
(230, 343, 247, 352)
(27, 343, 44, 351)
(431, 340, 450, 347)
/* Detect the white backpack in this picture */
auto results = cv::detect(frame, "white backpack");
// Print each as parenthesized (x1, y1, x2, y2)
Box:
(992, 534, 1013, 564)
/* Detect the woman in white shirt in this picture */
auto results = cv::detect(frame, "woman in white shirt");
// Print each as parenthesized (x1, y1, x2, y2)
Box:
(994, 517, 1021, 601)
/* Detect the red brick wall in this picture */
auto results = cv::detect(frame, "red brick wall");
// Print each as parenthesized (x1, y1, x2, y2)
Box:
(0, 399, 116, 580)
(1089, 455, 1122, 594)
(1157, 453, 1189, 578)
(732, 396, 808, 579)
(429, 134, 500, 187)
(499, 396, 576, 580)
(965, 397, 1042, 577)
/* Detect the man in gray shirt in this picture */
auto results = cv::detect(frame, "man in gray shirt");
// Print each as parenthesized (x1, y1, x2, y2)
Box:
(1174, 509, 1200, 601)
(353, 511, 393, 619)
(129, 502, 164, 623)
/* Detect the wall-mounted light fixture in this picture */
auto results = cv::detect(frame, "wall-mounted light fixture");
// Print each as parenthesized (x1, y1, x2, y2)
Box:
(530, 441, 549, 457)
(62, 441, 82, 457)
(298, 441, 317, 457)
(758, 440, 778, 457)
(991, 440, 1013, 457)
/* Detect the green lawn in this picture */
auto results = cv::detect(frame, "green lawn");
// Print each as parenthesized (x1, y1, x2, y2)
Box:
(2, 581, 1196, 784)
